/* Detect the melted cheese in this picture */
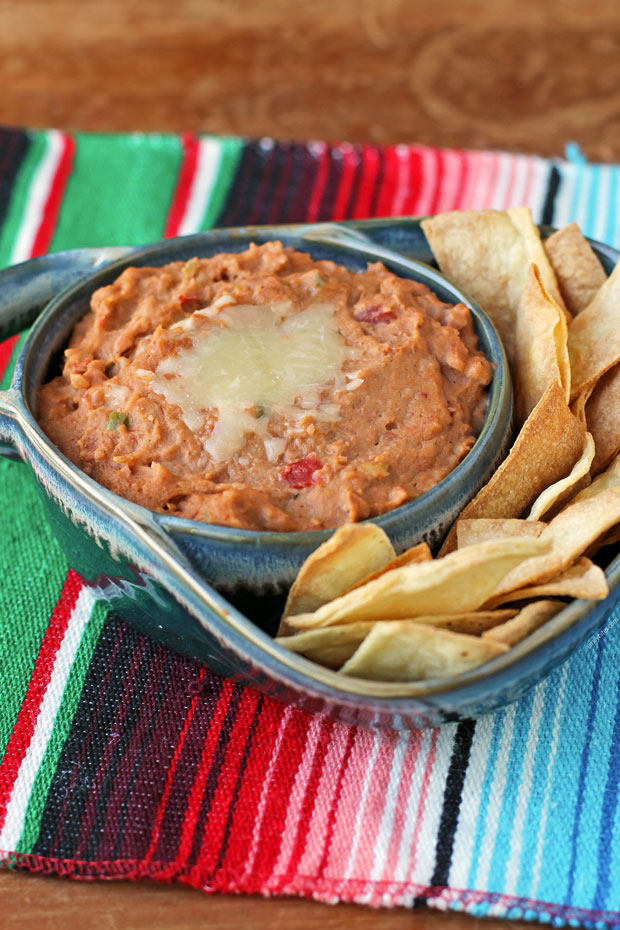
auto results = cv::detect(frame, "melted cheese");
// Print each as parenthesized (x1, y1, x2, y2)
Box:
(151, 301, 357, 461)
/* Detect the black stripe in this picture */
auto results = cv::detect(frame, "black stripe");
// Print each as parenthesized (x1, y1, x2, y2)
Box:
(254, 144, 288, 226)
(185, 683, 245, 866)
(110, 653, 176, 858)
(281, 144, 317, 224)
(209, 696, 264, 877)
(318, 146, 343, 221)
(428, 718, 477, 889)
(541, 165, 561, 227)
(33, 619, 141, 858)
(344, 145, 365, 219)
(0, 128, 30, 228)
(216, 143, 259, 228)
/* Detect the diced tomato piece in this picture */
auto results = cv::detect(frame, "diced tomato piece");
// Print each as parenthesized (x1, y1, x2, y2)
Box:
(356, 304, 396, 324)
(280, 453, 322, 489)
(179, 294, 200, 305)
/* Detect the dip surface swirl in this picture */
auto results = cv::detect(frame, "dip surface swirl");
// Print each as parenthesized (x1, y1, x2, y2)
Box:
(37, 241, 493, 531)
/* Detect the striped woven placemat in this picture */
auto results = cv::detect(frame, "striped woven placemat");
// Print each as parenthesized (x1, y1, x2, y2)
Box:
(1, 127, 620, 927)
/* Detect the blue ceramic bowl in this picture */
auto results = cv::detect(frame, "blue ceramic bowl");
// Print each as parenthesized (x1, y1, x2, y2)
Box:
(0, 217, 614, 729)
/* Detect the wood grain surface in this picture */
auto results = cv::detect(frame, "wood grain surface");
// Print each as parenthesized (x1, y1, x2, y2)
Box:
(1, 0, 620, 159)
(0, 0, 607, 926)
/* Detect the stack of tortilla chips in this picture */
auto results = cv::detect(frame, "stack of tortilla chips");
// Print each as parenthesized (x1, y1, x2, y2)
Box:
(276, 209, 620, 682)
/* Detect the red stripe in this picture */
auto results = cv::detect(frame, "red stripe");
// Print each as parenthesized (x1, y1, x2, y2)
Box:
(374, 146, 400, 217)
(0, 570, 83, 831)
(206, 699, 288, 881)
(164, 132, 199, 238)
(30, 133, 76, 258)
(242, 708, 311, 889)
(190, 688, 262, 881)
(429, 149, 446, 216)
(331, 145, 359, 221)
(351, 146, 380, 219)
(305, 143, 330, 222)
(0, 335, 20, 381)
(314, 726, 356, 879)
(162, 678, 236, 873)
(274, 716, 334, 892)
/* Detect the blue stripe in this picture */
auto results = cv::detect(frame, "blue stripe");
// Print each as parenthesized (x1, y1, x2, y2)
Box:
(583, 164, 601, 240)
(565, 642, 605, 903)
(604, 166, 619, 249)
(594, 623, 620, 909)
(466, 709, 508, 887)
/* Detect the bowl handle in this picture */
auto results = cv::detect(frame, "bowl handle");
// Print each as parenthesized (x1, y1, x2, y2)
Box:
(0, 246, 135, 342)
(0, 246, 135, 459)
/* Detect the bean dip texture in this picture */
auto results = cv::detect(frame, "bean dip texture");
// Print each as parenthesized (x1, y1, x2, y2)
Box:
(37, 242, 493, 531)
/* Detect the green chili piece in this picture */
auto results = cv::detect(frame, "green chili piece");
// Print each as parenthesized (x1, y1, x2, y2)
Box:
(107, 411, 130, 430)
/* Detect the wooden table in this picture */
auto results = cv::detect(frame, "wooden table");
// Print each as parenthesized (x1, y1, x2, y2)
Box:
(1, 0, 616, 925)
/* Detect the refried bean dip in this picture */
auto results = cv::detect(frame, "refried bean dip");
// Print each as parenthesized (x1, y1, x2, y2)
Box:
(37, 241, 493, 531)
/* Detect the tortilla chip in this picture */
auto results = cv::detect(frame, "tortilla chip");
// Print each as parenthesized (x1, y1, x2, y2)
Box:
(421, 207, 567, 362)
(527, 432, 595, 521)
(586, 363, 620, 474)
(281, 523, 395, 628)
(544, 222, 607, 315)
(568, 258, 620, 398)
(339, 621, 508, 682)
(440, 381, 585, 554)
(285, 536, 548, 629)
(276, 622, 376, 669)
(457, 518, 546, 549)
(482, 600, 562, 647)
(486, 558, 608, 607)
(349, 541, 432, 590)
(492, 483, 620, 597)
(514, 264, 570, 424)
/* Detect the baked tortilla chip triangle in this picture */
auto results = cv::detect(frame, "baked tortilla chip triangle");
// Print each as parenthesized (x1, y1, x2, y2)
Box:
(339, 621, 508, 682)
(586, 362, 620, 475)
(285, 536, 548, 629)
(486, 557, 608, 607)
(457, 518, 546, 549)
(514, 264, 570, 424)
(568, 258, 620, 398)
(421, 207, 567, 363)
(482, 600, 562, 647)
(281, 523, 395, 629)
(440, 380, 585, 554)
(544, 222, 607, 315)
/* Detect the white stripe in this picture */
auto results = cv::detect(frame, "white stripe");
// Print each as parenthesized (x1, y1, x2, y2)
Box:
(552, 163, 577, 229)
(177, 138, 223, 236)
(447, 713, 497, 887)
(468, 152, 496, 209)
(368, 730, 411, 881)
(503, 680, 548, 894)
(529, 664, 569, 898)
(488, 152, 513, 211)
(266, 712, 325, 883)
(410, 725, 458, 886)
(240, 705, 293, 882)
(11, 129, 65, 264)
(392, 728, 434, 881)
(472, 702, 517, 889)
(342, 732, 383, 881)
(508, 155, 531, 209)
(0, 585, 98, 851)
(528, 158, 552, 223)
(435, 150, 462, 213)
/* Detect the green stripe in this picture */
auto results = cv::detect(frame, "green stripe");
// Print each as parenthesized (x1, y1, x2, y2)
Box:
(0, 462, 69, 758)
(0, 331, 28, 390)
(200, 136, 243, 230)
(48, 132, 184, 250)
(15, 600, 108, 853)
(0, 132, 48, 269)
